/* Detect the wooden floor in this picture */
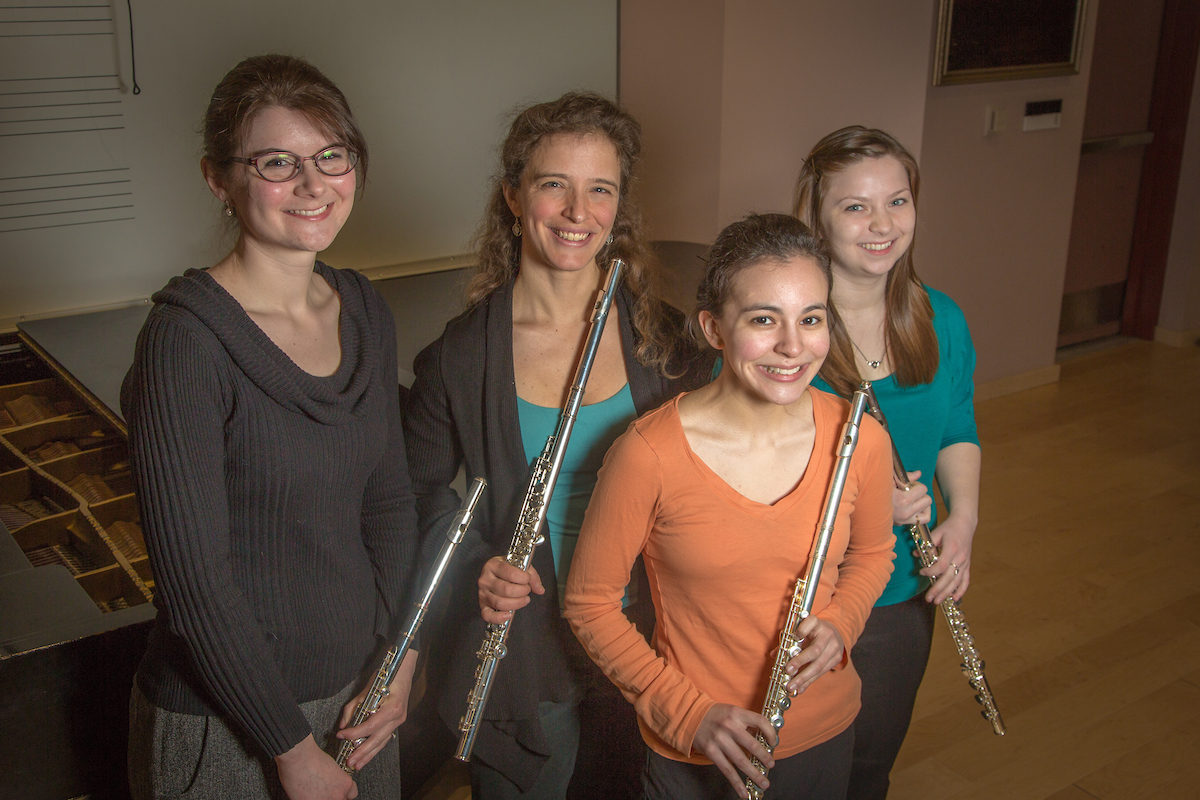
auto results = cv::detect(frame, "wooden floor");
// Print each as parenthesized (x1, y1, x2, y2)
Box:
(414, 338, 1200, 800)
(892, 338, 1200, 799)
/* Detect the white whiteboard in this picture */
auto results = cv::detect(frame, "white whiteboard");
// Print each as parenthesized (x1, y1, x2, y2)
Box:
(0, 0, 617, 325)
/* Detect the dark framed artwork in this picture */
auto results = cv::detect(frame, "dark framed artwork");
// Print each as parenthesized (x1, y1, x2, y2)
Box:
(934, 0, 1088, 85)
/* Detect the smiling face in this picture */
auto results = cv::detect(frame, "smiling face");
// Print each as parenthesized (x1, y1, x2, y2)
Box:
(503, 132, 621, 277)
(701, 256, 831, 407)
(205, 105, 356, 264)
(818, 155, 915, 283)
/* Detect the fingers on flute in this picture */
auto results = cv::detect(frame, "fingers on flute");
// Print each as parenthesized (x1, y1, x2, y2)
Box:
(478, 559, 544, 619)
(694, 704, 777, 797)
(924, 562, 966, 604)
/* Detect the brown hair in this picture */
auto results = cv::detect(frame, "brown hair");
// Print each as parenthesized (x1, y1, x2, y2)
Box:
(792, 125, 937, 399)
(464, 91, 684, 375)
(203, 54, 368, 195)
(693, 213, 834, 335)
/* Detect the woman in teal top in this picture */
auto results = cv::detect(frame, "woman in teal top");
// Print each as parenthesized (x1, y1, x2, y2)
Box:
(813, 287, 977, 604)
(794, 126, 982, 800)
(403, 92, 707, 800)
(517, 385, 637, 606)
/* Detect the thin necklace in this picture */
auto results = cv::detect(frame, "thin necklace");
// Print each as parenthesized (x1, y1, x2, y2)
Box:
(851, 339, 886, 369)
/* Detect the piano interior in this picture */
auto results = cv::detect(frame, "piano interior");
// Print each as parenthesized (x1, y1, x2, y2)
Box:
(0, 328, 155, 800)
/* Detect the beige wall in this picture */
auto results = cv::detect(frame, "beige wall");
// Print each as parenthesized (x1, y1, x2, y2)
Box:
(621, 0, 1105, 388)
(1159, 52, 1200, 340)
(620, 0, 935, 241)
(715, 1, 934, 223)
(917, 9, 1099, 383)
(618, 0, 726, 243)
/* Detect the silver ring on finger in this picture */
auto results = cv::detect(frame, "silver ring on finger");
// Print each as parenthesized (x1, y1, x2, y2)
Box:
(951, 562, 959, 576)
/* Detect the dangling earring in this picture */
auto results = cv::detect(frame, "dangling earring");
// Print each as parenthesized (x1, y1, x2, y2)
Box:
(224, 201, 234, 218)
(512, 218, 522, 237)
(606, 233, 614, 245)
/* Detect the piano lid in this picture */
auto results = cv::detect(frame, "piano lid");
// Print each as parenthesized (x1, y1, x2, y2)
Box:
(17, 304, 150, 435)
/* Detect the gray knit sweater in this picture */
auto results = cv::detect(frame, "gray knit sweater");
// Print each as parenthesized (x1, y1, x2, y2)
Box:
(122, 262, 418, 759)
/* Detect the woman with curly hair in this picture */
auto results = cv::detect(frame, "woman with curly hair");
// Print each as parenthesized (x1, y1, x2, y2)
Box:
(403, 92, 708, 799)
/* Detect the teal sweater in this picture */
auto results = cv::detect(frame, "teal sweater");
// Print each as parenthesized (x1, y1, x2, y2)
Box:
(812, 286, 978, 605)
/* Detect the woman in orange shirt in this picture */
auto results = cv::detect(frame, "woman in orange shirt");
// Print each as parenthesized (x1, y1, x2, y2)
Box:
(564, 213, 895, 799)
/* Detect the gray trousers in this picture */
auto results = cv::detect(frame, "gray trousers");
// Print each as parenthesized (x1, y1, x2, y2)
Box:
(128, 681, 400, 800)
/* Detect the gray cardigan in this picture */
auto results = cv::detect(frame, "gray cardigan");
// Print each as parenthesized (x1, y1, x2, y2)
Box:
(403, 279, 708, 789)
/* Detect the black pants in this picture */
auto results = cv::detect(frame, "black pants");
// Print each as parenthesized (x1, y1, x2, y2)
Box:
(469, 613, 647, 800)
(846, 595, 936, 800)
(641, 726, 854, 800)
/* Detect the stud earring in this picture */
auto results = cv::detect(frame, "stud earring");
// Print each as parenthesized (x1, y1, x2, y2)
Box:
(512, 218, 522, 236)
(224, 202, 234, 218)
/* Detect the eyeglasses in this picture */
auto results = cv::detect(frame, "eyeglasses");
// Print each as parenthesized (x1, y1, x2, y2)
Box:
(229, 145, 358, 182)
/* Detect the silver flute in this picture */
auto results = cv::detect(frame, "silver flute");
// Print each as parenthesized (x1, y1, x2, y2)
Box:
(860, 380, 1005, 735)
(336, 477, 487, 774)
(454, 259, 626, 762)
(745, 389, 870, 800)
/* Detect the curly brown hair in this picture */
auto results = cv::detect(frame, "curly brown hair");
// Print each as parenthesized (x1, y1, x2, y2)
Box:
(793, 126, 938, 399)
(464, 92, 685, 376)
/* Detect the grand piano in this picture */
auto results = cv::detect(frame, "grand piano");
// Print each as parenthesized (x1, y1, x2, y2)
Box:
(0, 305, 155, 800)
(0, 266, 471, 800)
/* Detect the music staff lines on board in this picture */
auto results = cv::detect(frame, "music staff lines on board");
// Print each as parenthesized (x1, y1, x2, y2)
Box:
(0, 3, 133, 234)
(0, 168, 132, 234)
(0, 3, 114, 38)
(0, 75, 123, 137)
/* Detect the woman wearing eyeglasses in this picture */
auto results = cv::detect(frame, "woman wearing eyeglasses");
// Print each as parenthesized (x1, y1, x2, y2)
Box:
(123, 54, 417, 800)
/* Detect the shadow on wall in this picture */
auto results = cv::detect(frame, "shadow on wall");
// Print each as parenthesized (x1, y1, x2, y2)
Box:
(653, 240, 710, 315)
(374, 268, 470, 387)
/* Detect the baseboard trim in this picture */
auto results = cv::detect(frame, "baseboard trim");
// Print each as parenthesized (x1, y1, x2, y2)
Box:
(1154, 325, 1200, 347)
(975, 363, 1061, 402)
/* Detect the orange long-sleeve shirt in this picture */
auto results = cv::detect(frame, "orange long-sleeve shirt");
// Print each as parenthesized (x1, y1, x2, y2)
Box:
(564, 389, 895, 763)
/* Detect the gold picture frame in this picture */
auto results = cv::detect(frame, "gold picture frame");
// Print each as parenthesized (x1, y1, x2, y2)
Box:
(934, 0, 1088, 86)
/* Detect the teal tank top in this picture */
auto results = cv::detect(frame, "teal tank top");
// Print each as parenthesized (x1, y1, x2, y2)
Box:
(517, 383, 637, 609)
